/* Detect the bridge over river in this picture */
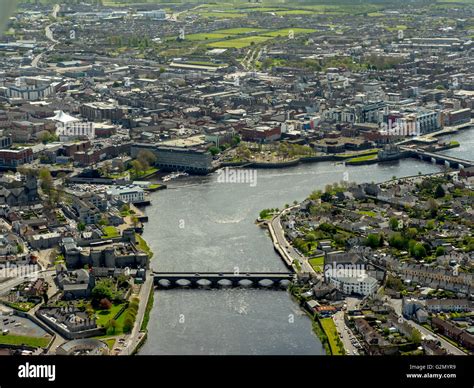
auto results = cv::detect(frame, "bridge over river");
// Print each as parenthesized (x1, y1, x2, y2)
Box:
(153, 272, 295, 289)
(401, 147, 474, 169)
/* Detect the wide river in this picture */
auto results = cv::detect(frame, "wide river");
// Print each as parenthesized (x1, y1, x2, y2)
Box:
(139, 129, 472, 355)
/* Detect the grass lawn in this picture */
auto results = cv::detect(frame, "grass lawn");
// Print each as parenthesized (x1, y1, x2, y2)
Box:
(309, 256, 325, 272)
(0, 334, 50, 348)
(132, 167, 159, 179)
(103, 338, 116, 350)
(385, 25, 408, 31)
(213, 28, 267, 35)
(183, 33, 231, 41)
(274, 10, 315, 15)
(368, 12, 384, 17)
(136, 234, 153, 259)
(357, 210, 377, 217)
(198, 11, 247, 19)
(4, 301, 36, 312)
(336, 149, 379, 158)
(207, 35, 272, 48)
(320, 318, 344, 355)
(95, 303, 126, 327)
(261, 28, 316, 37)
(346, 154, 378, 164)
(102, 226, 120, 239)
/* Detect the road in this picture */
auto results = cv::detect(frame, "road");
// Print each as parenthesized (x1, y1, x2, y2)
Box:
(119, 271, 153, 355)
(0, 267, 56, 296)
(269, 206, 317, 275)
(405, 318, 466, 356)
(31, 5, 60, 68)
(385, 297, 466, 355)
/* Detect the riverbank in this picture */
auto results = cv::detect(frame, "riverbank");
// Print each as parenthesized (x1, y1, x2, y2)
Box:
(125, 230, 155, 355)
(138, 154, 453, 355)
(218, 128, 470, 171)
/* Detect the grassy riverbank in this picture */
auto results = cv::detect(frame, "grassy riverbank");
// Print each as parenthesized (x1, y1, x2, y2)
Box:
(140, 286, 154, 331)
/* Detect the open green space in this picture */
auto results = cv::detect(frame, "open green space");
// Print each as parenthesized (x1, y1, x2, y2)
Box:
(357, 210, 377, 217)
(95, 303, 126, 327)
(103, 338, 116, 350)
(274, 10, 316, 15)
(184, 33, 232, 41)
(207, 35, 273, 48)
(309, 256, 325, 272)
(101, 226, 120, 239)
(261, 28, 316, 37)
(0, 334, 50, 348)
(320, 318, 344, 355)
(198, 11, 247, 19)
(213, 28, 267, 35)
(346, 154, 378, 164)
(136, 234, 153, 259)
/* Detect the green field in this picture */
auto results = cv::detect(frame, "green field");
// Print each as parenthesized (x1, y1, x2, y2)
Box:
(0, 334, 50, 348)
(136, 234, 153, 259)
(320, 318, 344, 355)
(262, 28, 316, 37)
(309, 256, 325, 272)
(184, 33, 232, 41)
(102, 226, 120, 239)
(213, 28, 267, 35)
(95, 303, 126, 327)
(198, 11, 247, 19)
(385, 25, 408, 32)
(208, 35, 273, 48)
(357, 210, 377, 217)
(368, 12, 384, 17)
(346, 154, 378, 164)
(274, 10, 316, 15)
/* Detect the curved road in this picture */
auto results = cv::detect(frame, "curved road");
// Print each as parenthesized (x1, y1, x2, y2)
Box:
(31, 4, 60, 68)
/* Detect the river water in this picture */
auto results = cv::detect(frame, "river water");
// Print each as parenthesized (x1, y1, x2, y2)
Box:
(139, 130, 472, 355)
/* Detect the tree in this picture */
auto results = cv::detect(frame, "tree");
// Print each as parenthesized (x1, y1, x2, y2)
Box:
(427, 198, 439, 217)
(123, 316, 134, 334)
(99, 298, 112, 310)
(435, 246, 446, 257)
(411, 242, 427, 259)
(231, 135, 241, 146)
(389, 217, 399, 231)
(209, 146, 220, 156)
(78, 222, 86, 231)
(39, 168, 54, 195)
(434, 184, 445, 198)
(130, 159, 144, 178)
(389, 232, 407, 250)
(108, 319, 118, 334)
(321, 192, 332, 202)
(16, 244, 24, 254)
(366, 234, 382, 248)
(410, 328, 422, 345)
(91, 280, 115, 304)
(136, 150, 156, 169)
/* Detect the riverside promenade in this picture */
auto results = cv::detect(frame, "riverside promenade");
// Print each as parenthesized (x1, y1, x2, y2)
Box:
(265, 206, 317, 276)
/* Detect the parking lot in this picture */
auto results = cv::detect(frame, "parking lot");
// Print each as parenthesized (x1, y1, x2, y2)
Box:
(0, 309, 49, 338)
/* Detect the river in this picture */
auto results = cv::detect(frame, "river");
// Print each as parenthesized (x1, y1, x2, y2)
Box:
(139, 131, 472, 355)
